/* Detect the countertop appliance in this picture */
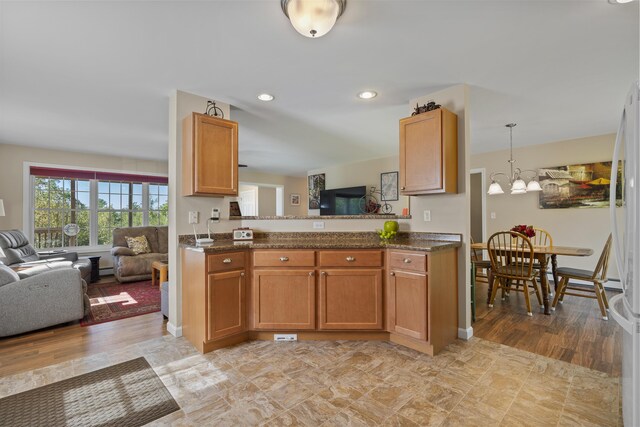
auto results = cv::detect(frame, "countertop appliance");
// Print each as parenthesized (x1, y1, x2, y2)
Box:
(609, 81, 640, 427)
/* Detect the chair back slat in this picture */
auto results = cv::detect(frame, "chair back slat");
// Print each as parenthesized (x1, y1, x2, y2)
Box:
(487, 231, 535, 280)
(532, 228, 553, 248)
(593, 234, 613, 281)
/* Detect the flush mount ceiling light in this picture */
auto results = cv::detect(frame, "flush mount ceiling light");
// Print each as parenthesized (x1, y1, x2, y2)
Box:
(357, 91, 377, 100)
(487, 123, 542, 196)
(257, 93, 275, 101)
(281, 0, 347, 38)
(608, 0, 635, 4)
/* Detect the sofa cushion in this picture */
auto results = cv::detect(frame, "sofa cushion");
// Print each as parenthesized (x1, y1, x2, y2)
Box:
(0, 264, 19, 287)
(125, 235, 151, 255)
(116, 252, 168, 278)
(113, 226, 159, 251)
(17, 261, 74, 279)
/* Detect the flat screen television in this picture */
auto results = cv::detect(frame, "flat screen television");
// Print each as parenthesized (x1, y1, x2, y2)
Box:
(320, 186, 366, 215)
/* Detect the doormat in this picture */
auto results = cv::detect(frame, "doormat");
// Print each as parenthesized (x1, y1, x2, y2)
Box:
(0, 357, 179, 427)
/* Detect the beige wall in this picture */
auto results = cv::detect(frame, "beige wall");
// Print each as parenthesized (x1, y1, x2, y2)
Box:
(407, 85, 471, 337)
(307, 156, 409, 216)
(239, 169, 308, 216)
(472, 133, 621, 280)
(258, 187, 277, 216)
(0, 143, 167, 268)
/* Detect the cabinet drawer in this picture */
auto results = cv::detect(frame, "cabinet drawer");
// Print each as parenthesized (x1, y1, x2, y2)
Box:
(208, 252, 246, 273)
(389, 251, 427, 272)
(318, 250, 383, 268)
(253, 250, 315, 267)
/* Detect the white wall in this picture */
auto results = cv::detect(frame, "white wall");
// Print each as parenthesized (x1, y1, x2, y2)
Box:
(307, 156, 409, 216)
(472, 133, 622, 280)
(0, 143, 167, 268)
(258, 186, 277, 216)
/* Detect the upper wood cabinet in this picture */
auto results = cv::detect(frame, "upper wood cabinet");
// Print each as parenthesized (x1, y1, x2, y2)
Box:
(182, 112, 238, 197)
(399, 108, 458, 195)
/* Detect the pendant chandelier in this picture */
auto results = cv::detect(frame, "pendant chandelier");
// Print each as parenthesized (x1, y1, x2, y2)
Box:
(281, 0, 347, 38)
(488, 123, 542, 195)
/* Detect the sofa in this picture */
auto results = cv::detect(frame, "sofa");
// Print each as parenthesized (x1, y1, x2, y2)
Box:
(0, 230, 92, 283)
(0, 263, 90, 337)
(111, 226, 168, 283)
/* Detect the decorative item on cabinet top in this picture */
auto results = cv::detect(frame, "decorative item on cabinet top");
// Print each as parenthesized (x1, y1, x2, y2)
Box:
(412, 101, 441, 116)
(204, 100, 225, 119)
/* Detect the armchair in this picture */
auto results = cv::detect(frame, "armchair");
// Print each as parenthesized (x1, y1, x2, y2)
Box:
(0, 229, 92, 283)
(0, 265, 90, 337)
(111, 226, 168, 283)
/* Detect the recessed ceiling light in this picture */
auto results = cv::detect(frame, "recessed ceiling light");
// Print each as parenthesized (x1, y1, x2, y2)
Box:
(608, 0, 634, 3)
(257, 93, 274, 102)
(358, 91, 378, 100)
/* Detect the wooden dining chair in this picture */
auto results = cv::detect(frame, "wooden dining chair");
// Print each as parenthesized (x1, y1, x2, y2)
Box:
(531, 228, 554, 294)
(487, 231, 542, 316)
(551, 234, 613, 320)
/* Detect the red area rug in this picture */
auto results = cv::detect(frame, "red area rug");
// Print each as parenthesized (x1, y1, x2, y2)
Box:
(81, 280, 161, 326)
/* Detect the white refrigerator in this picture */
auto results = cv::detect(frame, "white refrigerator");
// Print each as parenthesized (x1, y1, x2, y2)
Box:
(610, 81, 640, 427)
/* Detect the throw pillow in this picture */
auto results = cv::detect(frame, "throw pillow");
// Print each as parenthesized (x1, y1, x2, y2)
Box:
(125, 235, 151, 255)
(0, 264, 20, 287)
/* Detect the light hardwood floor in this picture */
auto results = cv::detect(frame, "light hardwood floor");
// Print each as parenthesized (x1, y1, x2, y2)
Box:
(473, 277, 622, 376)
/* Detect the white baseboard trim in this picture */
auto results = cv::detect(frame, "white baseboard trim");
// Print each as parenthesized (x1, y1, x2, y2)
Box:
(167, 322, 183, 337)
(458, 327, 473, 340)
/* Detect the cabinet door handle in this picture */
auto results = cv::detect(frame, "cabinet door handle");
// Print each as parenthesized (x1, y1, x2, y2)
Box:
(279, 256, 289, 262)
(240, 272, 245, 277)
(320, 271, 326, 275)
(390, 272, 396, 276)
(309, 272, 314, 277)
(223, 258, 232, 264)
(401, 186, 406, 190)
(403, 258, 412, 264)
(346, 256, 355, 262)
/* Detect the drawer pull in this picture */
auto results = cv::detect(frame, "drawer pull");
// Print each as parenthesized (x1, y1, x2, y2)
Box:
(308, 272, 314, 277)
(403, 258, 412, 264)
(321, 271, 326, 275)
(240, 272, 245, 277)
(346, 256, 356, 262)
(401, 186, 406, 190)
(223, 258, 232, 264)
(390, 272, 396, 276)
(279, 256, 289, 262)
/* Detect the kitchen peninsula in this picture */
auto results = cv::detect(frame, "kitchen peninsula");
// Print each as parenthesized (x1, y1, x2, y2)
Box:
(181, 231, 460, 357)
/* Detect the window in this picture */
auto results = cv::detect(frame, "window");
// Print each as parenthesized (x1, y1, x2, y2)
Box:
(30, 167, 168, 249)
(33, 177, 91, 248)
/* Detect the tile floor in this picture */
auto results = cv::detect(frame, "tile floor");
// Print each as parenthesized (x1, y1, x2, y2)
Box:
(0, 336, 622, 426)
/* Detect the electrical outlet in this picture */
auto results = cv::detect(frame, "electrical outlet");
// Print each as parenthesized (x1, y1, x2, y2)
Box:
(188, 211, 199, 224)
(490, 212, 497, 219)
(313, 221, 325, 229)
(423, 210, 431, 222)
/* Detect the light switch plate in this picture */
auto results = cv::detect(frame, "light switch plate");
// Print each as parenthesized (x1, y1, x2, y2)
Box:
(490, 212, 497, 219)
(313, 221, 325, 229)
(188, 211, 199, 224)
(423, 210, 431, 222)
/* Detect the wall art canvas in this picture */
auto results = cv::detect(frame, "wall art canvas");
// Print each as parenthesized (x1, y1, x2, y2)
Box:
(380, 171, 399, 201)
(538, 161, 623, 209)
(308, 173, 325, 209)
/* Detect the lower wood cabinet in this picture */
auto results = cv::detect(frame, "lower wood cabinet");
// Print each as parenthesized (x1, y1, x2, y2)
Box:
(388, 270, 428, 340)
(207, 270, 245, 341)
(252, 269, 316, 330)
(319, 269, 383, 330)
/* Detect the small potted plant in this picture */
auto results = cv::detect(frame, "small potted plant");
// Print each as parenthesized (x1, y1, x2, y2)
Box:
(510, 225, 536, 245)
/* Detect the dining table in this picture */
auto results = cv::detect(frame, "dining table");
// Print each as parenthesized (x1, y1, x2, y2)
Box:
(470, 243, 593, 315)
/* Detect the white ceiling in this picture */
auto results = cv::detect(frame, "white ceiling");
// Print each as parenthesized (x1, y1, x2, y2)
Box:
(0, 1, 637, 176)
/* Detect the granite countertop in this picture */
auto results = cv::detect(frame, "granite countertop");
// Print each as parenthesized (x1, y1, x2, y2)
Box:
(180, 235, 461, 253)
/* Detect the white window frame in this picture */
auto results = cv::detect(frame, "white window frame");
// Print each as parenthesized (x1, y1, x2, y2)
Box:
(23, 162, 168, 252)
